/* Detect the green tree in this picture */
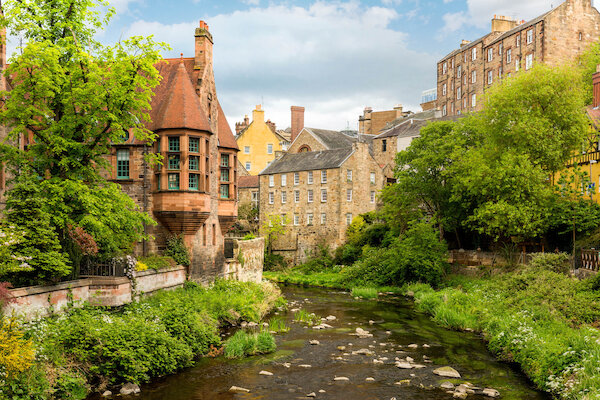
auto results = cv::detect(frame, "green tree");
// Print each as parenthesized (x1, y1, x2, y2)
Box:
(260, 214, 289, 255)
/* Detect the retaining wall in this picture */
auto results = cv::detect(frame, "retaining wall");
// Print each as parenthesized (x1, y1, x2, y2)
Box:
(223, 237, 265, 283)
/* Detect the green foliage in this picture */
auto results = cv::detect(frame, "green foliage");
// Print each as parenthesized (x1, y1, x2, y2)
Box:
(343, 221, 448, 288)
(351, 287, 378, 299)
(138, 255, 176, 271)
(264, 252, 287, 271)
(243, 233, 256, 240)
(529, 252, 570, 274)
(267, 317, 290, 333)
(297, 244, 335, 273)
(164, 235, 190, 267)
(407, 269, 600, 398)
(223, 330, 276, 359)
(1, 363, 52, 400)
(293, 309, 321, 326)
(261, 214, 289, 254)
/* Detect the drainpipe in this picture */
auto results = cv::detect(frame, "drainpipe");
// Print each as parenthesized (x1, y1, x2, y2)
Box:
(142, 144, 149, 257)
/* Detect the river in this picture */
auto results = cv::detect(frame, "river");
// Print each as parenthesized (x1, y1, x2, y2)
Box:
(126, 285, 549, 400)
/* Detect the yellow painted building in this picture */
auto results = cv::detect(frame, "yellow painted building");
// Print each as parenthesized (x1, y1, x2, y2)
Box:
(236, 105, 290, 175)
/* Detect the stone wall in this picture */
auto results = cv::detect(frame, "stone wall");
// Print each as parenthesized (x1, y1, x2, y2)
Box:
(223, 237, 265, 283)
(3, 266, 186, 320)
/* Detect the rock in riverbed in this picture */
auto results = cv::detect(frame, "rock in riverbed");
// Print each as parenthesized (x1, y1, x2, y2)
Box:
(120, 383, 140, 395)
(229, 386, 250, 393)
(433, 366, 461, 378)
(334, 376, 350, 382)
(309, 340, 320, 345)
(259, 370, 273, 376)
(483, 388, 500, 398)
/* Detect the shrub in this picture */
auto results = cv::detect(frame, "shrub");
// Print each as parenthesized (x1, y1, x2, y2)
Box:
(528, 252, 570, 274)
(351, 287, 378, 299)
(135, 261, 149, 272)
(243, 233, 256, 240)
(297, 244, 334, 273)
(293, 309, 321, 325)
(164, 235, 190, 267)
(138, 255, 176, 271)
(0, 318, 35, 379)
(264, 252, 287, 271)
(224, 330, 276, 359)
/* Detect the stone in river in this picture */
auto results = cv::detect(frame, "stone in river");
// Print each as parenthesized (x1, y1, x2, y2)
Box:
(120, 383, 141, 395)
(406, 356, 414, 362)
(334, 376, 350, 382)
(395, 380, 410, 386)
(319, 390, 326, 393)
(441, 381, 455, 390)
(423, 344, 430, 348)
(366, 377, 375, 382)
(229, 386, 250, 393)
(306, 392, 316, 398)
(407, 344, 419, 349)
(337, 346, 346, 351)
(282, 362, 291, 368)
(453, 392, 468, 399)
(326, 315, 337, 321)
(299, 364, 312, 368)
(396, 362, 413, 369)
(352, 348, 374, 356)
(482, 388, 500, 398)
(101, 391, 112, 397)
(373, 359, 384, 364)
(259, 370, 273, 376)
(433, 366, 461, 378)
(309, 340, 320, 345)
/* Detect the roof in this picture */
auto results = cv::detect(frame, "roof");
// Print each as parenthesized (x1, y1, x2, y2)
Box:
(260, 148, 354, 175)
(149, 58, 211, 132)
(588, 107, 600, 131)
(304, 128, 356, 149)
(217, 102, 239, 150)
(440, 33, 491, 62)
(239, 175, 259, 188)
(277, 130, 292, 142)
(376, 115, 462, 139)
(488, 10, 552, 47)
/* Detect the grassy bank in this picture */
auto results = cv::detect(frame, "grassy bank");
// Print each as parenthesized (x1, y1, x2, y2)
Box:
(1, 279, 282, 400)
(406, 270, 600, 399)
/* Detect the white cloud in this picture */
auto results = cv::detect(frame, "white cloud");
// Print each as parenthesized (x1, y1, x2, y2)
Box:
(242, 0, 260, 5)
(122, 1, 435, 130)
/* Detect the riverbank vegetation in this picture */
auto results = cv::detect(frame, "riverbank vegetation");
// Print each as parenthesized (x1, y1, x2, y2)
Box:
(0, 280, 281, 400)
(224, 330, 276, 359)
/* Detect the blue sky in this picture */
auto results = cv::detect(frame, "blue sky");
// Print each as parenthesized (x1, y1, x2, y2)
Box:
(11, 0, 595, 129)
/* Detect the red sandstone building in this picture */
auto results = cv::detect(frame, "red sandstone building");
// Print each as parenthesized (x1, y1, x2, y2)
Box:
(106, 21, 239, 280)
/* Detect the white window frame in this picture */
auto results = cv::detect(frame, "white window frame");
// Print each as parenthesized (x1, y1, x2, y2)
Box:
(498, 43, 503, 55)
(442, 83, 447, 96)
(269, 175, 274, 187)
(268, 192, 274, 204)
(525, 53, 533, 70)
(321, 170, 327, 184)
(321, 189, 327, 203)
(457, 65, 462, 79)
(281, 174, 287, 187)
(245, 161, 251, 171)
(281, 214, 287, 225)
(347, 189, 353, 202)
(294, 214, 300, 226)
(471, 70, 476, 84)
(526, 29, 533, 44)
(487, 70, 493, 85)
(370, 191, 376, 203)
(516, 35, 521, 48)
(294, 172, 300, 185)
(346, 213, 352, 225)
(499, 66, 503, 77)
(307, 171, 313, 184)
(471, 94, 476, 107)
(244, 146, 250, 154)
(506, 48, 512, 64)
(516, 57, 520, 71)
(442, 62, 447, 74)
(294, 190, 300, 203)
(307, 213, 313, 226)
(347, 169, 353, 182)
(267, 143, 273, 154)
(487, 48, 493, 62)
(307, 189, 313, 203)
(457, 87, 461, 100)
(442, 104, 447, 116)
(370, 172, 376, 185)
(281, 191, 287, 204)
(472, 47, 477, 61)
(321, 213, 326, 225)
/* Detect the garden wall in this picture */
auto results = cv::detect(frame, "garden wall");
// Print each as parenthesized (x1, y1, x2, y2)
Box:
(3, 266, 186, 320)
(223, 237, 265, 283)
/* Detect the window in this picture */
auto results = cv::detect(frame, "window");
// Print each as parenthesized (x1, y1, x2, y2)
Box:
(370, 191, 376, 203)
(189, 174, 199, 191)
(487, 48, 493, 62)
(487, 70, 493, 85)
(307, 213, 314, 226)
(268, 192, 274, 204)
(168, 173, 180, 190)
(168, 154, 180, 170)
(382, 140, 387, 152)
(269, 175, 274, 187)
(308, 189, 314, 203)
(189, 156, 199, 171)
(442, 104, 447, 116)
(220, 184, 229, 199)
(526, 29, 533, 44)
(116, 149, 129, 179)
(321, 170, 327, 184)
(516, 57, 520, 72)
(472, 47, 477, 61)
(457, 87, 461, 100)
(471, 94, 477, 107)
(251, 191, 258, 204)
(281, 215, 287, 225)
(321, 189, 327, 202)
(471, 70, 476, 83)
(451, 103, 454, 113)
(442, 62, 447, 74)
(244, 146, 250, 154)
(498, 43, 503, 55)
(346, 189, 353, 202)
(499, 66, 503, 77)
(294, 190, 300, 203)
(506, 49, 512, 64)
(516, 35, 521, 48)
(451, 58, 454, 69)
(294, 172, 300, 185)
(189, 137, 200, 153)
(245, 161, 251, 171)
(457, 65, 462, 79)
(370, 172, 376, 185)
(526, 53, 533, 70)
(442, 83, 447, 96)
(347, 170, 353, 182)
(346, 213, 352, 225)
(294, 214, 300, 226)
(281, 191, 287, 203)
(281, 174, 287, 186)
(579, 32, 583, 41)
(464, 52, 467, 62)
(463, 97, 467, 108)
(463, 74, 467, 85)
(168, 137, 180, 152)
(221, 154, 229, 168)
(321, 213, 326, 225)
(220, 169, 229, 182)
(267, 143, 273, 154)
(307, 171, 313, 184)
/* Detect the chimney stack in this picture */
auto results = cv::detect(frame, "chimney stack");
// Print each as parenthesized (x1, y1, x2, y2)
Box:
(393, 104, 403, 119)
(593, 64, 600, 108)
(195, 20, 213, 73)
(291, 106, 305, 142)
(252, 105, 264, 124)
(491, 15, 518, 33)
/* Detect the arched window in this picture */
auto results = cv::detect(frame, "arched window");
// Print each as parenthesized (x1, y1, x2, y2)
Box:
(298, 145, 311, 153)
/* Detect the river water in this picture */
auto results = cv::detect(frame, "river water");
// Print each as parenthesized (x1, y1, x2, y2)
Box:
(129, 285, 549, 400)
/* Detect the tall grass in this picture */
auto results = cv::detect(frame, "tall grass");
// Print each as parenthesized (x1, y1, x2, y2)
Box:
(268, 317, 290, 333)
(224, 330, 276, 359)
(293, 309, 321, 326)
(351, 287, 378, 299)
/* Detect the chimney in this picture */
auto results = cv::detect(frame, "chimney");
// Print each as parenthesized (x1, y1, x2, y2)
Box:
(266, 119, 277, 132)
(460, 39, 471, 48)
(593, 64, 600, 108)
(491, 15, 518, 33)
(252, 105, 265, 124)
(393, 104, 403, 119)
(235, 114, 250, 135)
(291, 106, 305, 142)
(194, 20, 213, 73)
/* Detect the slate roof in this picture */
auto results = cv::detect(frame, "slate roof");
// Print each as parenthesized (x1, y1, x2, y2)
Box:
(376, 115, 462, 139)
(488, 10, 552, 47)
(239, 175, 259, 188)
(305, 128, 356, 149)
(260, 148, 354, 175)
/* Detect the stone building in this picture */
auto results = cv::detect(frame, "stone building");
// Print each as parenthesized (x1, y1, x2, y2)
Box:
(358, 105, 411, 135)
(259, 130, 384, 264)
(106, 21, 239, 281)
(238, 175, 259, 210)
(437, 0, 600, 117)
(235, 105, 291, 175)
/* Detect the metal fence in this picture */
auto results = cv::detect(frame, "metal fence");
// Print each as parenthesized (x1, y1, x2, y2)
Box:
(80, 258, 127, 277)
(581, 249, 600, 271)
(224, 238, 235, 259)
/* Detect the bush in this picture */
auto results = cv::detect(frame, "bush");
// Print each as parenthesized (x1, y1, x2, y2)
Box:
(0, 318, 35, 379)
(164, 235, 190, 267)
(264, 252, 287, 271)
(243, 233, 256, 240)
(528, 252, 570, 274)
(138, 255, 176, 271)
(351, 287, 378, 299)
(223, 330, 276, 359)
(297, 245, 334, 273)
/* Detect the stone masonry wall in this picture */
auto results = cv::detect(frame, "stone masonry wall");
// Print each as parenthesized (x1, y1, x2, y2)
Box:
(288, 130, 329, 153)
(223, 237, 265, 283)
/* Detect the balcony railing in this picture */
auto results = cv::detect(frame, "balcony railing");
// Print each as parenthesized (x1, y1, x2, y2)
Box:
(568, 151, 600, 167)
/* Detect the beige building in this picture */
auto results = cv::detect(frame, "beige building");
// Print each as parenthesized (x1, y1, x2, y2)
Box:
(259, 131, 384, 264)
(358, 105, 411, 135)
(437, 0, 600, 117)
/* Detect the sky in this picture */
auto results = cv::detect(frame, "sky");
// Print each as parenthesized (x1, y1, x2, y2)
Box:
(8, 0, 597, 130)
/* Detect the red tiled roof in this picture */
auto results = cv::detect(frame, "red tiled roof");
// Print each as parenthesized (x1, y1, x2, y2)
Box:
(239, 175, 259, 188)
(149, 58, 211, 133)
(217, 101, 239, 150)
(588, 107, 600, 130)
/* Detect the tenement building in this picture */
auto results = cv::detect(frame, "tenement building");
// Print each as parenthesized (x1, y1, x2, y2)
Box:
(106, 21, 239, 280)
(437, 0, 600, 116)
(358, 105, 411, 135)
(259, 130, 384, 264)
